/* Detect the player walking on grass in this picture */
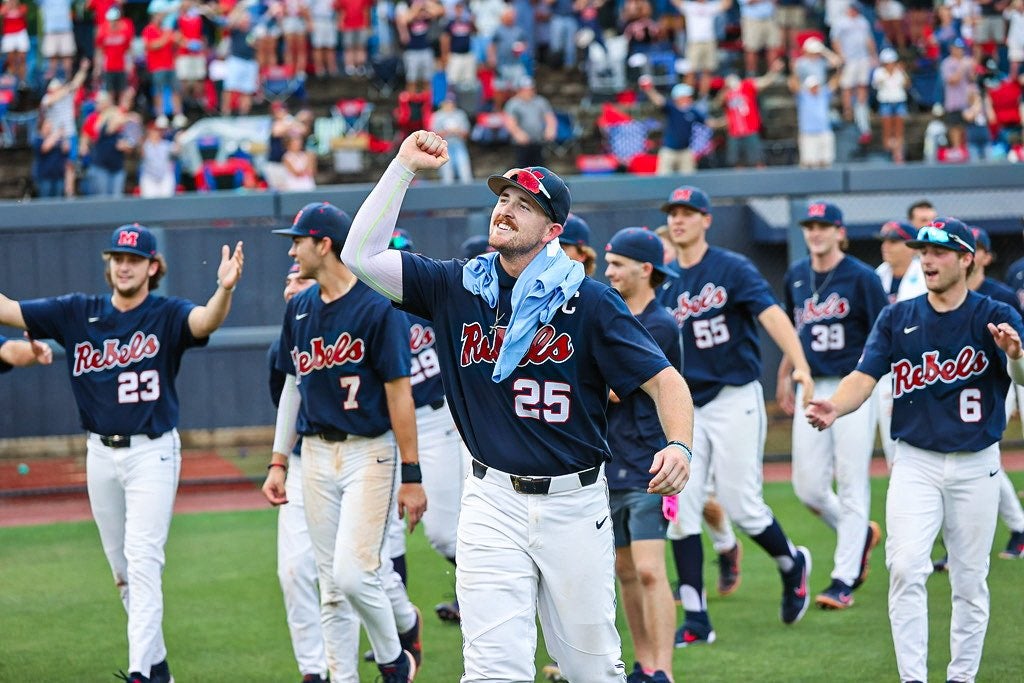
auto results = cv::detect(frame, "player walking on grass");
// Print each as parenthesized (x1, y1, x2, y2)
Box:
(657, 185, 815, 646)
(263, 203, 427, 683)
(0, 224, 244, 683)
(778, 202, 888, 610)
(343, 130, 694, 682)
(806, 218, 1024, 683)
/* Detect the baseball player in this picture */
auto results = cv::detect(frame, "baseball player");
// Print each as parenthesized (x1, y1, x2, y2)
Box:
(558, 213, 597, 275)
(0, 223, 244, 683)
(263, 202, 427, 683)
(343, 130, 694, 682)
(0, 333, 53, 370)
(657, 185, 815, 646)
(807, 218, 1024, 683)
(604, 227, 682, 683)
(778, 201, 888, 609)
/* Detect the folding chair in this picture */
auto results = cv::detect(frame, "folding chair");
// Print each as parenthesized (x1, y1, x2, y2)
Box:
(470, 111, 511, 146)
(369, 55, 402, 97)
(393, 90, 432, 139)
(263, 65, 304, 104)
(551, 110, 583, 157)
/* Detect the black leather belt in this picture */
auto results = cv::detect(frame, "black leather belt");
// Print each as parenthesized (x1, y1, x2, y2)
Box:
(429, 399, 445, 411)
(471, 459, 601, 495)
(98, 433, 163, 448)
(313, 430, 349, 443)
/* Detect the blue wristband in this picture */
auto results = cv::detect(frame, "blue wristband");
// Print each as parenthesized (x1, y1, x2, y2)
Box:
(667, 440, 693, 462)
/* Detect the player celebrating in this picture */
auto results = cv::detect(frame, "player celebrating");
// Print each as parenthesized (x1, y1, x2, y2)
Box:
(0, 224, 243, 683)
(778, 202, 888, 610)
(343, 131, 694, 682)
(807, 218, 1024, 683)
(657, 185, 814, 645)
(0, 334, 52, 370)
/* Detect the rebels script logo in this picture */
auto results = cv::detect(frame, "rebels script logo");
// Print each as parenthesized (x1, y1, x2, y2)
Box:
(460, 323, 573, 367)
(292, 333, 365, 376)
(410, 323, 435, 353)
(671, 283, 727, 325)
(892, 347, 989, 398)
(73, 332, 160, 376)
(794, 293, 850, 329)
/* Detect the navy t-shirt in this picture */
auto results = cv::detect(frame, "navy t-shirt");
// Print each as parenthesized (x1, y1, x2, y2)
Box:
(275, 282, 411, 438)
(784, 255, 889, 377)
(20, 293, 206, 435)
(0, 334, 11, 374)
(399, 252, 670, 476)
(857, 292, 1024, 453)
(408, 312, 446, 408)
(444, 17, 474, 54)
(658, 246, 778, 406)
(662, 104, 705, 150)
(606, 300, 680, 491)
(35, 137, 68, 180)
(406, 12, 433, 50)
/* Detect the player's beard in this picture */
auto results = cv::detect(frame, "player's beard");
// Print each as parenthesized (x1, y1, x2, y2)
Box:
(114, 280, 146, 299)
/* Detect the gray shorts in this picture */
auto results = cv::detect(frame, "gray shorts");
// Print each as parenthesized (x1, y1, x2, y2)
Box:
(403, 47, 434, 82)
(342, 28, 370, 49)
(610, 489, 668, 548)
(726, 132, 764, 166)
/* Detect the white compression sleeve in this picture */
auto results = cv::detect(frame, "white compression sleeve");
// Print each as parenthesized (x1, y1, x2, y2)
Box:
(342, 159, 415, 302)
(272, 375, 301, 455)
(1009, 355, 1024, 386)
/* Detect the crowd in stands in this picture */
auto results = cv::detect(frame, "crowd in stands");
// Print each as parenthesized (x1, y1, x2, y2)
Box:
(1, 0, 1024, 198)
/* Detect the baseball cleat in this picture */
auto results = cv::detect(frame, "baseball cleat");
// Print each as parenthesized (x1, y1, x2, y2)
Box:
(780, 546, 812, 625)
(114, 672, 149, 683)
(717, 541, 742, 596)
(149, 659, 173, 683)
(675, 610, 716, 647)
(399, 606, 423, 669)
(998, 530, 1024, 559)
(933, 554, 949, 573)
(300, 675, 327, 682)
(648, 671, 671, 683)
(434, 599, 461, 623)
(377, 649, 416, 683)
(542, 662, 566, 681)
(626, 662, 651, 683)
(852, 521, 881, 590)
(815, 579, 855, 609)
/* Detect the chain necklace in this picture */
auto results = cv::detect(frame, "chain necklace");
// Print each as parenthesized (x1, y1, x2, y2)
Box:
(490, 297, 507, 335)
(810, 263, 838, 305)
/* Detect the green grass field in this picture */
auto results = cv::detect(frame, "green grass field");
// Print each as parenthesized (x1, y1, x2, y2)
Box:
(2, 473, 1022, 682)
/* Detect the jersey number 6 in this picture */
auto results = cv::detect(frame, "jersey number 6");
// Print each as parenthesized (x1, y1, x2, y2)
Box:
(513, 379, 571, 423)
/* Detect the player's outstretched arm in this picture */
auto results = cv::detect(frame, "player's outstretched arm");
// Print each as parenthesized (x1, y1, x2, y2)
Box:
(805, 370, 877, 430)
(0, 338, 52, 367)
(344, 131, 449, 303)
(641, 366, 694, 495)
(263, 375, 301, 505)
(0, 293, 27, 330)
(384, 377, 427, 531)
(990, 321, 1024, 384)
(188, 241, 244, 338)
(775, 355, 796, 416)
(759, 304, 815, 406)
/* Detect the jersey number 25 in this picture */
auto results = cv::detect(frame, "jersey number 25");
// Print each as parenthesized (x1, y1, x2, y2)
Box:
(513, 379, 571, 423)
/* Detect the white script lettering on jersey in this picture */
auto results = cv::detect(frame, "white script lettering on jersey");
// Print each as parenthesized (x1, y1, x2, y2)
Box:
(669, 283, 728, 325)
(291, 333, 366, 376)
(891, 347, 989, 399)
(793, 293, 851, 331)
(459, 323, 574, 367)
(410, 323, 436, 353)
(72, 332, 160, 376)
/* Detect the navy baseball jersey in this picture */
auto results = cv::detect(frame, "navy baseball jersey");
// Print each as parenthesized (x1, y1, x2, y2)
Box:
(399, 252, 671, 477)
(857, 292, 1024, 453)
(19, 293, 206, 435)
(606, 301, 681, 491)
(408, 312, 446, 408)
(977, 277, 1019, 311)
(1005, 256, 1024, 310)
(275, 281, 411, 438)
(658, 246, 778, 406)
(0, 334, 11, 374)
(784, 255, 889, 377)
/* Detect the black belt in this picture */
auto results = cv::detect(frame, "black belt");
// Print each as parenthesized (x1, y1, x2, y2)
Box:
(98, 433, 164, 448)
(471, 459, 601, 495)
(311, 430, 349, 443)
(429, 399, 445, 411)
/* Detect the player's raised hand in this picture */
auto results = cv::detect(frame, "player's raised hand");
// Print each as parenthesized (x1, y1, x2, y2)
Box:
(805, 398, 837, 431)
(217, 241, 244, 291)
(648, 445, 690, 495)
(792, 368, 815, 408)
(988, 322, 1023, 360)
(398, 482, 427, 533)
(396, 130, 450, 173)
(262, 461, 289, 506)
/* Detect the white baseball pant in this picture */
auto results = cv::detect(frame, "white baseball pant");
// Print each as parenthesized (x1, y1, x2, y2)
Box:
(457, 464, 626, 682)
(703, 485, 738, 554)
(885, 442, 1000, 683)
(792, 378, 876, 585)
(86, 430, 180, 678)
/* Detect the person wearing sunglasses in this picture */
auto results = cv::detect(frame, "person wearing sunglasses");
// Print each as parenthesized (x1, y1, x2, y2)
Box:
(806, 218, 1024, 683)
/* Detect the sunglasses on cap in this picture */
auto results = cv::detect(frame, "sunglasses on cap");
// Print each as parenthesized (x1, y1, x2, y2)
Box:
(916, 226, 975, 253)
(503, 168, 553, 201)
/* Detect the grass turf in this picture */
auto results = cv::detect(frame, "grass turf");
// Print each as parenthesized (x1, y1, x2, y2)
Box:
(1, 473, 1021, 682)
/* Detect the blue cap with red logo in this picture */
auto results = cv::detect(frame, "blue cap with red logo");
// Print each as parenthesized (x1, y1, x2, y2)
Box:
(559, 213, 591, 247)
(605, 227, 678, 278)
(105, 223, 158, 259)
(273, 202, 352, 244)
(906, 217, 976, 254)
(487, 167, 571, 225)
(390, 228, 415, 252)
(799, 201, 844, 228)
(969, 226, 991, 252)
(878, 220, 916, 241)
(661, 185, 711, 214)
(287, 262, 301, 277)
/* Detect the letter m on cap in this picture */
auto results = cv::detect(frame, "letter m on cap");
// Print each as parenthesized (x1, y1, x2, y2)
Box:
(672, 188, 693, 202)
(118, 230, 140, 247)
(808, 203, 827, 218)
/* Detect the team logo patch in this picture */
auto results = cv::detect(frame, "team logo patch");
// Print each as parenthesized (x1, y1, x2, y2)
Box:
(807, 203, 827, 218)
(670, 283, 728, 324)
(459, 323, 573, 367)
(409, 323, 435, 352)
(73, 332, 160, 376)
(117, 230, 140, 247)
(892, 347, 989, 399)
(292, 333, 366, 376)
(671, 188, 693, 202)
(794, 293, 850, 329)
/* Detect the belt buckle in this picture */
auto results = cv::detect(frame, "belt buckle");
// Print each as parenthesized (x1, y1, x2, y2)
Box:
(511, 475, 545, 494)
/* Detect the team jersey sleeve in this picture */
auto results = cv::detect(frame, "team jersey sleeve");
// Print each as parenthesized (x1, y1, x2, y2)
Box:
(0, 335, 11, 374)
(167, 297, 208, 349)
(370, 304, 413, 382)
(730, 256, 778, 317)
(856, 303, 894, 379)
(399, 251, 452, 321)
(19, 294, 80, 346)
(274, 305, 296, 376)
(783, 267, 796, 323)
(594, 290, 671, 398)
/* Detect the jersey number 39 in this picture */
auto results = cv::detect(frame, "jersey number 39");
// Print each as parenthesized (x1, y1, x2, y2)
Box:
(118, 370, 161, 404)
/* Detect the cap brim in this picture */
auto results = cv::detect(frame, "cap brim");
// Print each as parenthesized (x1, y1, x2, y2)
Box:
(272, 226, 306, 236)
(654, 264, 679, 278)
(487, 175, 557, 222)
(104, 246, 154, 258)
(661, 200, 707, 214)
(799, 219, 841, 228)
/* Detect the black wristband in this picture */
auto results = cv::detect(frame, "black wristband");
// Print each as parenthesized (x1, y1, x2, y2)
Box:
(401, 462, 423, 484)
(667, 440, 693, 462)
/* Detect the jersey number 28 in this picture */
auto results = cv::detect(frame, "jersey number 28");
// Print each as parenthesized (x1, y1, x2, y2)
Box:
(118, 370, 161, 404)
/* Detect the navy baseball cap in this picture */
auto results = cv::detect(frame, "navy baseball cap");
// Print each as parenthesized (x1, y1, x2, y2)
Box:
(559, 213, 591, 247)
(906, 217, 975, 254)
(390, 228, 415, 252)
(286, 262, 301, 277)
(273, 202, 352, 244)
(799, 201, 844, 228)
(605, 227, 678, 279)
(487, 167, 571, 226)
(105, 223, 158, 259)
(460, 235, 491, 259)
(661, 186, 711, 214)
(878, 220, 916, 241)
(969, 226, 991, 251)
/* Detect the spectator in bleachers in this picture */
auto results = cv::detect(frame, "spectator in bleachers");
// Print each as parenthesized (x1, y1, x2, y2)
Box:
(281, 0, 311, 78)
(440, 1, 478, 90)
(793, 72, 838, 168)
(622, 0, 663, 58)
(139, 118, 180, 197)
(34, 118, 72, 198)
(41, 59, 89, 197)
(1, 0, 29, 86)
(737, 0, 782, 77)
(671, 0, 732, 99)
(547, 0, 579, 69)
(309, 0, 338, 76)
(1006, 0, 1024, 79)
(281, 130, 317, 189)
(253, 0, 284, 70)
(776, 0, 806, 56)
(974, 0, 1007, 62)
(714, 60, 784, 168)
(488, 7, 530, 107)
(872, 47, 909, 162)
(88, 100, 134, 195)
(40, 0, 77, 81)
(175, 0, 210, 111)
(642, 80, 706, 174)
(963, 86, 995, 159)
(905, 0, 934, 45)
(575, 0, 606, 55)
(143, 10, 187, 128)
(790, 37, 842, 91)
(94, 5, 135, 100)
(937, 118, 971, 160)
(878, 0, 907, 49)
(222, 4, 259, 115)
(941, 38, 976, 143)
(831, 2, 877, 143)
(502, 75, 556, 166)
(948, 0, 980, 44)
(471, 0, 506, 55)
(397, 0, 445, 91)
(922, 102, 948, 161)
(924, 5, 963, 60)
(432, 93, 474, 182)
(339, 0, 372, 74)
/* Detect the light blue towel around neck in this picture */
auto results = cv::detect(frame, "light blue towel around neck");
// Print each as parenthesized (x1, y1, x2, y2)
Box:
(462, 241, 585, 383)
